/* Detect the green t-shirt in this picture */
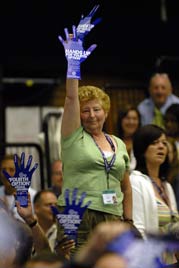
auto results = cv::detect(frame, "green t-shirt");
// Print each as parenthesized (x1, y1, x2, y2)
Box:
(58, 126, 130, 216)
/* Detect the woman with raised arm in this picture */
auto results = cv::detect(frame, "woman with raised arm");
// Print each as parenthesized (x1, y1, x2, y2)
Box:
(56, 21, 132, 253)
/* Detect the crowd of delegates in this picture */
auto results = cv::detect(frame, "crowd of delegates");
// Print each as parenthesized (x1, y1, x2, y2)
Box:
(1, 5, 179, 268)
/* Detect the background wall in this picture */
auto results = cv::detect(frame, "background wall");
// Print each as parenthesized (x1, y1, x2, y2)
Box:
(1, 0, 179, 81)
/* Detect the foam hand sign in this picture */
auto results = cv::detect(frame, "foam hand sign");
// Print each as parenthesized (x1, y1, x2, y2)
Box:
(2, 152, 38, 207)
(107, 231, 179, 268)
(76, 4, 101, 41)
(58, 25, 97, 79)
(51, 188, 91, 243)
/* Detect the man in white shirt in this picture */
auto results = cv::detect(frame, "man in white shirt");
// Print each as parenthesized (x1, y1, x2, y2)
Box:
(33, 189, 58, 252)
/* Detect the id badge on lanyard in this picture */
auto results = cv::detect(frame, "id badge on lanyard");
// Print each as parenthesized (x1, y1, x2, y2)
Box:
(102, 190, 118, 205)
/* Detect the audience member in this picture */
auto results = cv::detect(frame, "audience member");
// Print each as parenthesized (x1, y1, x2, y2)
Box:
(0, 209, 17, 268)
(0, 154, 37, 221)
(138, 73, 179, 128)
(56, 22, 132, 254)
(16, 191, 74, 260)
(24, 250, 68, 268)
(0, 207, 34, 268)
(165, 103, 179, 158)
(93, 252, 127, 268)
(74, 221, 130, 268)
(16, 192, 51, 254)
(33, 189, 58, 252)
(130, 124, 179, 265)
(117, 104, 141, 172)
(50, 159, 63, 197)
(164, 103, 179, 210)
(13, 219, 34, 268)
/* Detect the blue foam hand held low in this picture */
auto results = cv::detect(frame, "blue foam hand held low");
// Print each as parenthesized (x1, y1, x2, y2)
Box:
(107, 231, 179, 268)
(76, 4, 101, 41)
(51, 188, 91, 243)
(2, 152, 38, 207)
(58, 25, 97, 79)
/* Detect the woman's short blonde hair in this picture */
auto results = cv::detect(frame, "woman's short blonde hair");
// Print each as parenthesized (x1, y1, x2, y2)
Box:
(78, 85, 110, 113)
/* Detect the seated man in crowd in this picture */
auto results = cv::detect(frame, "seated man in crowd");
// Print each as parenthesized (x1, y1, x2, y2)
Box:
(138, 73, 179, 128)
(33, 189, 58, 252)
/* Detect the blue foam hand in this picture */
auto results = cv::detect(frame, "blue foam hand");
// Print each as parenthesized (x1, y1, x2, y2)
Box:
(76, 4, 101, 40)
(2, 152, 38, 207)
(58, 25, 97, 79)
(107, 231, 179, 268)
(51, 188, 91, 242)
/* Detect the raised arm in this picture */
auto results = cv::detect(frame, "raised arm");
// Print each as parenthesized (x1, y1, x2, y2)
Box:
(58, 26, 97, 137)
(62, 78, 80, 138)
(16, 193, 51, 253)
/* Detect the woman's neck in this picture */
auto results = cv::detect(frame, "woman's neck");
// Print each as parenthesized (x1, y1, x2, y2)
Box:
(91, 131, 104, 140)
(146, 163, 160, 183)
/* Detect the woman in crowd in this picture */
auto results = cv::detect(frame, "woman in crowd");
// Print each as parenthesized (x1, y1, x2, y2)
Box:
(117, 104, 141, 172)
(164, 104, 179, 210)
(56, 24, 132, 252)
(130, 124, 179, 265)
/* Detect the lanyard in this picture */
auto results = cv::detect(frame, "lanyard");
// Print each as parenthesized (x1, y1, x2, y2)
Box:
(150, 177, 169, 205)
(92, 133, 116, 188)
(150, 177, 175, 218)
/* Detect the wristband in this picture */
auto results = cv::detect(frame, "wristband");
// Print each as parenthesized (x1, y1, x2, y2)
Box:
(28, 219, 38, 228)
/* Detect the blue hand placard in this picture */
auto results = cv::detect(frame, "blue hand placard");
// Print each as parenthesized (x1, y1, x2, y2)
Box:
(76, 4, 101, 41)
(58, 25, 97, 79)
(107, 231, 179, 268)
(51, 188, 91, 243)
(2, 152, 38, 207)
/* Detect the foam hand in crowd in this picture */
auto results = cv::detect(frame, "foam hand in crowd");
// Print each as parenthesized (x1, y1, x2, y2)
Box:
(58, 25, 97, 79)
(107, 231, 179, 268)
(16, 192, 34, 221)
(2, 152, 38, 207)
(76, 4, 101, 40)
(51, 188, 91, 243)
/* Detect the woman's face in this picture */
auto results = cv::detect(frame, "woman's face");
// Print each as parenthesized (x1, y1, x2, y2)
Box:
(80, 99, 107, 133)
(144, 134, 168, 166)
(164, 113, 179, 137)
(121, 110, 140, 137)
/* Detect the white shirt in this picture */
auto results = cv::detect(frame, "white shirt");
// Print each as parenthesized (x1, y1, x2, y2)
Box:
(130, 170, 178, 239)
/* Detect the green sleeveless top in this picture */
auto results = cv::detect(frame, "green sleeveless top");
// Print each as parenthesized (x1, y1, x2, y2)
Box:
(58, 126, 130, 216)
